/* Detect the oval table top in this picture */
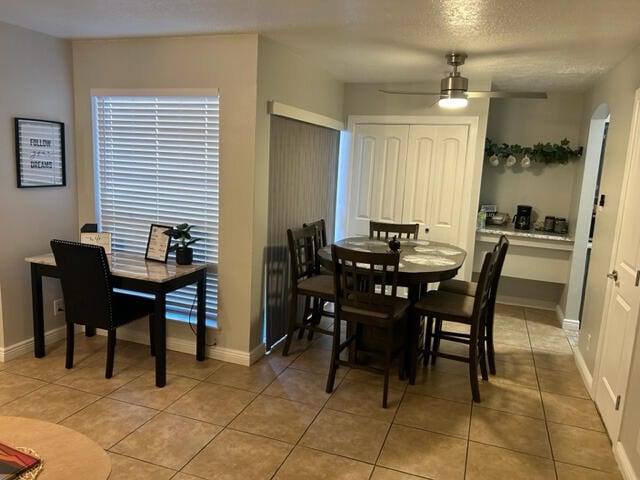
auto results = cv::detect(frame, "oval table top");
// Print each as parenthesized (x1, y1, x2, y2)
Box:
(318, 236, 466, 286)
(0, 416, 111, 479)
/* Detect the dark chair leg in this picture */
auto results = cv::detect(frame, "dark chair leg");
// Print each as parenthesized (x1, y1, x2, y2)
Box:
(424, 316, 433, 366)
(325, 319, 341, 394)
(486, 313, 496, 375)
(469, 341, 481, 402)
(307, 297, 320, 341)
(282, 294, 299, 356)
(382, 325, 392, 408)
(431, 318, 442, 365)
(478, 339, 489, 381)
(106, 330, 116, 379)
(298, 296, 312, 340)
(149, 313, 156, 357)
(65, 322, 75, 369)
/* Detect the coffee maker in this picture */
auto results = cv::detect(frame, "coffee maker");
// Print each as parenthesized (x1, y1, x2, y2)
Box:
(513, 205, 533, 230)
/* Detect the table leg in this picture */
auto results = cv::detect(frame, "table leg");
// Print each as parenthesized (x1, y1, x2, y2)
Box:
(85, 326, 96, 337)
(30, 264, 45, 358)
(407, 284, 423, 385)
(196, 272, 206, 361)
(154, 291, 167, 387)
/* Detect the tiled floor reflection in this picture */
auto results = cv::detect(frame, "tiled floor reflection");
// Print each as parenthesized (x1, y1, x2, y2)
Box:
(0, 305, 623, 479)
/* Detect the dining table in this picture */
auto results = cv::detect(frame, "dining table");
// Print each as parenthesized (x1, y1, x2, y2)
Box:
(317, 236, 467, 383)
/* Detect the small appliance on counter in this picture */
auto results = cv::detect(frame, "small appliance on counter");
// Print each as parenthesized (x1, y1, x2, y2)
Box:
(487, 212, 510, 225)
(513, 205, 533, 230)
(554, 217, 569, 234)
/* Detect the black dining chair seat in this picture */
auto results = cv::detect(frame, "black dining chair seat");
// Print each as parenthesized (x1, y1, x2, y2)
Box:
(297, 274, 335, 298)
(437, 279, 477, 297)
(50, 239, 155, 379)
(419, 290, 475, 321)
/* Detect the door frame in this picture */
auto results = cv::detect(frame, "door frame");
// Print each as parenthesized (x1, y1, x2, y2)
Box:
(341, 115, 480, 280)
(592, 88, 640, 440)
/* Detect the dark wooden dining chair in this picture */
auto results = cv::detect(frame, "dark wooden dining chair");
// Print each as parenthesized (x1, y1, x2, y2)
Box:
(327, 245, 410, 408)
(436, 235, 509, 374)
(369, 221, 419, 240)
(50, 239, 156, 378)
(302, 219, 334, 340)
(413, 249, 498, 402)
(282, 226, 335, 356)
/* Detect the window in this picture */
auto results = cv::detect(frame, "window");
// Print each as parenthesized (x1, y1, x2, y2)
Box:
(92, 91, 219, 325)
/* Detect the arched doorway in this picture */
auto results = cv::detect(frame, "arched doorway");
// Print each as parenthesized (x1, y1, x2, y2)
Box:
(564, 103, 610, 327)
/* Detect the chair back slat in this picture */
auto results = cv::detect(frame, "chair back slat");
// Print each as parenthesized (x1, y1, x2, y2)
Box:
(303, 219, 327, 248)
(332, 245, 400, 316)
(489, 235, 509, 303)
(287, 226, 320, 285)
(50, 239, 114, 329)
(369, 221, 419, 240)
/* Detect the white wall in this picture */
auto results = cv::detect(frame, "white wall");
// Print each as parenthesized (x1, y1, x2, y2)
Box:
(482, 93, 585, 227)
(0, 21, 76, 353)
(72, 34, 260, 355)
(253, 36, 344, 350)
(577, 44, 640, 478)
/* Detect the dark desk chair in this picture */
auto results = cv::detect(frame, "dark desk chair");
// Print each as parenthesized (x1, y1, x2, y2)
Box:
(414, 250, 498, 402)
(50, 240, 155, 378)
(282, 226, 335, 356)
(369, 221, 419, 240)
(436, 235, 509, 374)
(327, 245, 410, 408)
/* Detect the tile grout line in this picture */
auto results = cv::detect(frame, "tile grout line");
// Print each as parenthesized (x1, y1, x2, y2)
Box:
(523, 307, 560, 480)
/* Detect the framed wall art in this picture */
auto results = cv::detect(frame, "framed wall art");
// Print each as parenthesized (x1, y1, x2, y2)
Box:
(15, 117, 66, 188)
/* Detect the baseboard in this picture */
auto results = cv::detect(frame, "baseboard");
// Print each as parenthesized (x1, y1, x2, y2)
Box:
(574, 347, 594, 397)
(0, 325, 68, 362)
(93, 328, 261, 367)
(562, 318, 580, 331)
(614, 441, 638, 480)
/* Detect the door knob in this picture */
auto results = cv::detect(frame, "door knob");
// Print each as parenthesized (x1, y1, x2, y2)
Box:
(607, 270, 618, 282)
(424, 227, 430, 234)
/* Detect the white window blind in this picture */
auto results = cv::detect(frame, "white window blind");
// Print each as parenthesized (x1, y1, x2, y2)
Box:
(92, 94, 219, 325)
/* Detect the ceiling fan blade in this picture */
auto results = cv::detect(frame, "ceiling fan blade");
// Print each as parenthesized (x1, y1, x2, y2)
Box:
(379, 89, 440, 96)
(466, 91, 548, 99)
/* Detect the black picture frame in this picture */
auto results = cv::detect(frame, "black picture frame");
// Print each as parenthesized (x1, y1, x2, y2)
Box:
(145, 224, 173, 263)
(15, 117, 66, 188)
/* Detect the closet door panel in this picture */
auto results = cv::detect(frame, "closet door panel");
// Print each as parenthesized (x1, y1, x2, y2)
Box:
(346, 124, 409, 235)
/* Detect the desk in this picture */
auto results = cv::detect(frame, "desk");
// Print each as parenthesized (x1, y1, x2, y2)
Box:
(318, 237, 466, 383)
(0, 416, 111, 479)
(25, 252, 208, 387)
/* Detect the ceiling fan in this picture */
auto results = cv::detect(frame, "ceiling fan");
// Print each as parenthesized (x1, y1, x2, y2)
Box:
(380, 52, 548, 108)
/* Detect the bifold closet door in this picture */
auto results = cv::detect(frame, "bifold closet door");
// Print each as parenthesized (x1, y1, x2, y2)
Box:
(265, 115, 340, 351)
(402, 124, 470, 246)
(345, 124, 409, 236)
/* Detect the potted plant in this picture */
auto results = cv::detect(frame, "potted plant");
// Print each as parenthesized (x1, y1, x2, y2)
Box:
(164, 223, 200, 265)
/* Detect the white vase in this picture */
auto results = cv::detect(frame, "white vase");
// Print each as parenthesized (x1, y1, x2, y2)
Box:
(506, 155, 517, 167)
(521, 155, 531, 168)
(489, 154, 499, 167)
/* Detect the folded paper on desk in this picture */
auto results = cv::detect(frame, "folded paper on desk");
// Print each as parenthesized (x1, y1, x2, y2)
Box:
(0, 441, 41, 479)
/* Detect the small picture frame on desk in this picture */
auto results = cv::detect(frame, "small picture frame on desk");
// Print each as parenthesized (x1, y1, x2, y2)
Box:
(145, 224, 172, 263)
(15, 117, 66, 188)
(80, 232, 112, 254)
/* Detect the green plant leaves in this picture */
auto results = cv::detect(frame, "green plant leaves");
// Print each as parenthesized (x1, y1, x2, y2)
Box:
(485, 137, 582, 165)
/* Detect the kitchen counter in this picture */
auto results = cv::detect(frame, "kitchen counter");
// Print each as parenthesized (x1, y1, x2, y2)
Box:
(478, 224, 573, 243)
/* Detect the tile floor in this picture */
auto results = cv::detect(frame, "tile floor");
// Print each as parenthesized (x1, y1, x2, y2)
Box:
(0, 305, 623, 479)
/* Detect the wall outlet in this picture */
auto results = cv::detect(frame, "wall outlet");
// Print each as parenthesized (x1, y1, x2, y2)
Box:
(53, 298, 65, 316)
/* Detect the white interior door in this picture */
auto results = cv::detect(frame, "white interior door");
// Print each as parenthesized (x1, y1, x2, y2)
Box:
(595, 90, 640, 441)
(345, 124, 409, 236)
(402, 124, 470, 245)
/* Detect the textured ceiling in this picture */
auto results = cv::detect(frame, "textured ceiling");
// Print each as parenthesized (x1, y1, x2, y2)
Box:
(1, 0, 639, 91)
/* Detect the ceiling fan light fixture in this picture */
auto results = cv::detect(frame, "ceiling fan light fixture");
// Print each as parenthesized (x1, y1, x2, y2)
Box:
(438, 91, 468, 108)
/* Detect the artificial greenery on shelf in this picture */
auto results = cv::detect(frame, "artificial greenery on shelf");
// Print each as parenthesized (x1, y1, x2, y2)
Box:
(485, 137, 583, 166)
